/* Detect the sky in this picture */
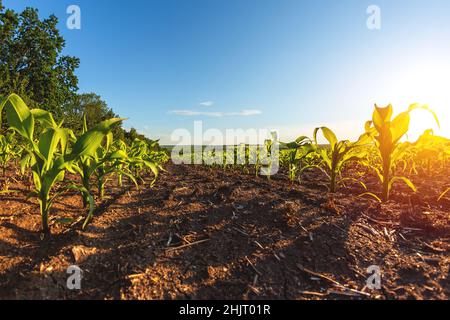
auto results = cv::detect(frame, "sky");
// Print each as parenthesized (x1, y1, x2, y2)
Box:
(4, 0, 450, 144)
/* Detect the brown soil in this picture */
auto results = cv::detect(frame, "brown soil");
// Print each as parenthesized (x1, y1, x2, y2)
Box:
(0, 163, 449, 300)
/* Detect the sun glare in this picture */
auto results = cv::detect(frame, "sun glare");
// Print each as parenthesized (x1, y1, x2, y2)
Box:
(382, 60, 450, 141)
(408, 108, 442, 141)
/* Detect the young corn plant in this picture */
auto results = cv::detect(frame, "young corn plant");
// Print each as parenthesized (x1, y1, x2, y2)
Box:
(146, 139, 169, 164)
(413, 129, 449, 175)
(236, 144, 250, 174)
(391, 142, 417, 176)
(365, 104, 440, 202)
(222, 149, 229, 170)
(248, 146, 261, 177)
(94, 146, 139, 200)
(72, 116, 139, 204)
(112, 138, 129, 187)
(0, 131, 19, 177)
(313, 127, 371, 193)
(280, 136, 315, 182)
(126, 138, 160, 186)
(71, 115, 110, 206)
(97, 136, 164, 197)
(260, 132, 279, 180)
(1, 94, 124, 234)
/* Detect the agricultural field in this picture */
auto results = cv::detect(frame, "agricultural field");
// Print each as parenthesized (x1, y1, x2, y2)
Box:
(0, 95, 449, 300)
(0, 0, 449, 305)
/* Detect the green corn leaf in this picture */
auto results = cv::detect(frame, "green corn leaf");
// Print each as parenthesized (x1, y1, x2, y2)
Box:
(32, 171, 41, 192)
(31, 109, 58, 129)
(40, 156, 67, 198)
(108, 150, 129, 160)
(70, 118, 125, 159)
(81, 190, 95, 230)
(373, 104, 393, 131)
(65, 161, 83, 175)
(3, 94, 35, 141)
(47, 184, 95, 230)
(117, 169, 139, 189)
(19, 152, 32, 174)
(338, 177, 368, 190)
(314, 127, 338, 148)
(319, 149, 332, 169)
(279, 141, 299, 150)
(358, 192, 382, 203)
(143, 160, 159, 185)
(106, 132, 114, 151)
(38, 128, 66, 170)
(295, 136, 311, 144)
(390, 111, 410, 144)
(389, 176, 417, 193)
(438, 188, 450, 202)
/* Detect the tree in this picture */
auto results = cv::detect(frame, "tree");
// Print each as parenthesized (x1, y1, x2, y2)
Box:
(63, 93, 124, 139)
(0, 3, 80, 120)
(123, 127, 157, 146)
(0, 1, 139, 143)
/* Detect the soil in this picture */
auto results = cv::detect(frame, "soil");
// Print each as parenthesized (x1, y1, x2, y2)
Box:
(0, 163, 449, 300)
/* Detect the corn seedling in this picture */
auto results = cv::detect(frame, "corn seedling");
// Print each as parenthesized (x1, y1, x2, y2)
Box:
(365, 104, 440, 202)
(127, 138, 160, 186)
(0, 131, 19, 177)
(260, 132, 278, 180)
(313, 127, 370, 193)
(1, 94, 124, 234)
(237, 144, 250, 174)
(413, 130, 449, 175)
(73, 138, 136, 203)
(280, 136, 315, 182)
(95, 148, 139, 200)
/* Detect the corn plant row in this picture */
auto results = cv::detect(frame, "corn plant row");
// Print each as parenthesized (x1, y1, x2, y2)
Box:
(0, 94, 168, 235)
(198, 104, 449, 203)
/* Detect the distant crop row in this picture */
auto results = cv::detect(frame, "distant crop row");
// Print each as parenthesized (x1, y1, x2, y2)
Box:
(176, 104, 449, 203)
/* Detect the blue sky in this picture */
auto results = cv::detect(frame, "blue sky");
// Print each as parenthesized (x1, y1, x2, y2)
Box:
(4, 0, 450, 144)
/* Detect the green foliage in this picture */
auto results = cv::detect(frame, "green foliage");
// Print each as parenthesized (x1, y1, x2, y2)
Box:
(0, 5, 80, 119)
(70, 116, 142, 207)
(259, 132, 278, 180)
(1, 94, 123, 234)
(413, 129, 449, 175)
(0, 2, 154, 148)
(63, 93, 124, 139)
(280, 136, 315, 182)
(127, 138, 161, 185)
(313, 127, 370, 193)
(0, 130, 19, 176)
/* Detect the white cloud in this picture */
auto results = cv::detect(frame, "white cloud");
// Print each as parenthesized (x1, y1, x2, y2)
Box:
(199, 101, 214, 107)
(234, 109, 263, 116)
(169, 109, 262, 117)
(169, 110, 223, 117)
